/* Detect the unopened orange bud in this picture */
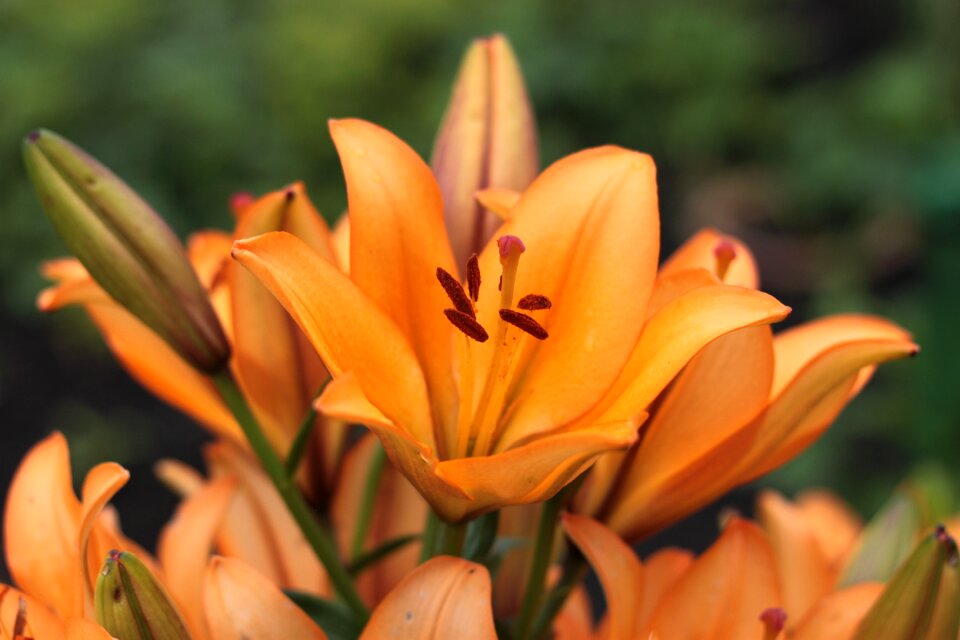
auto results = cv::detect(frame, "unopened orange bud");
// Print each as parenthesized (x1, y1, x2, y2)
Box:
(431, 34, 538, 266)
(23, 129, 229, 372)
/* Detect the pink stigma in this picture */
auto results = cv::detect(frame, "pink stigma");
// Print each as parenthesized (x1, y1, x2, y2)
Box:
(759, 607, 787, 632)
(498, 235, 526, 259)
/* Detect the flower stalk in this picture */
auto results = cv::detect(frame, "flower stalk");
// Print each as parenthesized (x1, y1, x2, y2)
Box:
(211, 370, 368, 620)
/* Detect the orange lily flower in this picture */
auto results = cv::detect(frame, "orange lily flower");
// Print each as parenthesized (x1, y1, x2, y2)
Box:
(157, 433, 427, 608)
(232, 119, 790, 522)
(559, 512, 884, 640)
(574, 228, 918, 540)
(1, 433, 341, 640)
(38, 183, 348, 494)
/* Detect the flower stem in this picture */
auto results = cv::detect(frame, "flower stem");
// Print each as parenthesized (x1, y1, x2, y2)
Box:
(420, 511, 441, 563)
(350, 442, 387, 560)
(514, 488, 569, 640)
(212, 370, 368, 620)
(528, 550, 587, 640)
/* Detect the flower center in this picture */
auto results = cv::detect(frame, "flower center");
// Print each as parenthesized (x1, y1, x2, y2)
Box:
(436, 235, 551, 458)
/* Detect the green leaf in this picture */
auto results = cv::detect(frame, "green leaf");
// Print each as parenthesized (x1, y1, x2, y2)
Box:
(285, 590, 364, 640)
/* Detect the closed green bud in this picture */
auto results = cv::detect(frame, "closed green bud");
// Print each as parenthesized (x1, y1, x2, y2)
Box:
(853, 525, 958, 640)
(839, 487, 922, 586)
(95, 550, 190, 640)
(926, 557, 960, 640)
(24, 129, 229, 372)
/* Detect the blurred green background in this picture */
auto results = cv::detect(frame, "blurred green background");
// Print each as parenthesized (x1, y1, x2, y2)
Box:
(1, 0, 958, 554)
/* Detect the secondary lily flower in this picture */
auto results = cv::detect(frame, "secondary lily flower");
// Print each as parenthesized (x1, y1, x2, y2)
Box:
(1, 433, 336, 640)
(232, 119, 791, 522)
(38, 184, 349, 495)
(574, 229, 918, 540)
(559, 512, 886, 640)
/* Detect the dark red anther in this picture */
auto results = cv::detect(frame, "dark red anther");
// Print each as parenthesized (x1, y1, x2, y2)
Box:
(436, 267, 475, 317)
(444, 309, 489, 342)
(467, 254, 481, 302)
(13, 596, 27, 637)
(518, 294, 552, 311)
(499, 309, 548, 340)
(498, 275, 502, 291)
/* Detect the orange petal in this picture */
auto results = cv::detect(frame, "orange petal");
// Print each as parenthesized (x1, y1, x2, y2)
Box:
(610, 325, 774, 537)
(659, 228, 759, 289)
(436, 419, 639, 522)
(738, 317, 917, 478)
(589, 284, 790, 427)
(644, 519, 782, 640)
(562, 514, 644, 640)
(4, 432, 82, 618)
(65, 618, 112, 640)
(158, 477, 236, 640)
(757, 490, 836, 624)
(553, 585, 597, 640)
(330, 118, 458, 436)
(636, 548, 694, 632)
(795, 490, 862, 569)
(474, 187, 520, 220)
(770, 314, 914, 398)
(360, 556, 496, 639)
(232, 231, 435, 451)
(154, 459, 205, 498)
(790, 583, 883, 640)
(331, 214, 351, 273)
(205, 443, 326, 594)
(0, 585, 66, 640)
(204, 557, 326, 640)
(230, 184, 334, 453)
(78, 463, 130, 613)
(479, 146, 660, 448)
(186, 231, 233, 290)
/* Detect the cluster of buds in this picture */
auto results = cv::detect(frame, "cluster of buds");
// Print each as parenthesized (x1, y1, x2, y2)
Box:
(4, 34, 926, 640)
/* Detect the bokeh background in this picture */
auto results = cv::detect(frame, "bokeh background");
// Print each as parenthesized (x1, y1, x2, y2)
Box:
(2, 0, 957, 569)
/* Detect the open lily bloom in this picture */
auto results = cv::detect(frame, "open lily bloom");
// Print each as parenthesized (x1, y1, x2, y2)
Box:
(559, 513, 885, 640)
(232, 119, 791, 522)
(1, 433, 338, 640)
(37, 184, 349, 495)
(575, 229, 918, 540)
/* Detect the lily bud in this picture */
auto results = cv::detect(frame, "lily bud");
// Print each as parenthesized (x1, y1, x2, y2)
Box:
(95, 550, 191, 640)
(839, 487, 922, 586)
(927, 558, 960, 640)
(23, 129, 229, 372)
(853, 526, 958, 640)
(431, 34, 538, 267)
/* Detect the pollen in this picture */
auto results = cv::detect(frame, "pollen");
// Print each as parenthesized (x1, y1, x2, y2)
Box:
(518, 294, 552, 310)
(499, 309, 549, 340)
(444, 308, 489, 342)
(466, 254, 481, 302)
(436, 267, 475, 317)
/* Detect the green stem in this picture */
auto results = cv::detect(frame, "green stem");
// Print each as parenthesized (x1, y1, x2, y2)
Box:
(350, 443, 387, 560)
(439, 521, 468, 557)
(212, 371, 368, 620)
(420, 511, 441, 563)
(514, 490, 567, 640)
(284, 404, 317, 479)
(529, 550, 587, 640)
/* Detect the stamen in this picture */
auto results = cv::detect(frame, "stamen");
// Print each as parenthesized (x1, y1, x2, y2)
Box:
(759, 608, 786, 640)
(467, 254, 481, 302)
(714, 240, 737, 281)
(518, 294, 552, 310)
(499, 309, 549, 340)
(444, 309, 489, 342)
(13, 597, 27, 638)
(436, 268, 475, 317)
